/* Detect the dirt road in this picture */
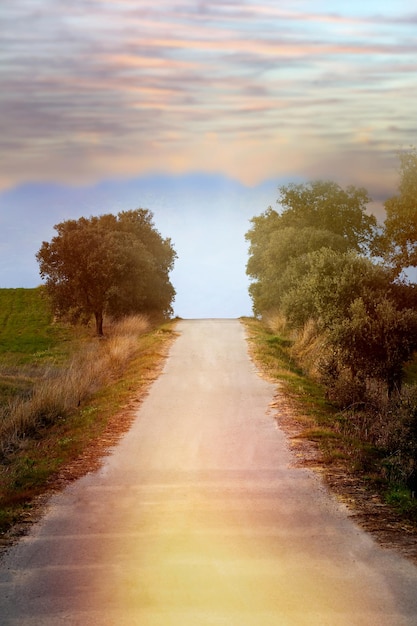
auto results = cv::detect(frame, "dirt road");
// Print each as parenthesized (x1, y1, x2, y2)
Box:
(1, 319, 417, 625)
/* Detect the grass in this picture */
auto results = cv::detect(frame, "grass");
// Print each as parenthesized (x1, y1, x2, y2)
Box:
(385, 485, 417, 517)
(0, 288, 177, 537)
(243, 315, 348, 465)
(404, 356, 417, 384)
(0, 287, 78, 406)
(243, 316, 332, 420)
(0, 287, 73, 360)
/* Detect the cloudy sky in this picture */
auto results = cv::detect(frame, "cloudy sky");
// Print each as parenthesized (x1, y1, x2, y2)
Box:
(1, 1, 416, 316)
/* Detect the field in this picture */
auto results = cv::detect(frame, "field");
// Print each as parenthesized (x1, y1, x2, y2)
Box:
(0, 288, 75, 403)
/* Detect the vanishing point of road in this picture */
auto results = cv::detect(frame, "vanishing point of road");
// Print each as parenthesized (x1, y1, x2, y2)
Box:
(1, 319, 417, 625)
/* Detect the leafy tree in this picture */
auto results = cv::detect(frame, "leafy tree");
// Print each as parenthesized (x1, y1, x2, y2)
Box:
(379, 149, 417, 272)
(279, 248, 417, 396)
(246, 180, 376, 316)
(36, 210, 176, 336)
(246, 174, 417, 404)
(276, 180, 377, 253)
(247, 226, 349, 315)
(280, 250, 390, 330)
(106, 210, 176, 318)
(332, 296, 417, 397)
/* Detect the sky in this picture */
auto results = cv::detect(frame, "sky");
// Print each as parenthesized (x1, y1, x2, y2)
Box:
(1, 1, 416, 317)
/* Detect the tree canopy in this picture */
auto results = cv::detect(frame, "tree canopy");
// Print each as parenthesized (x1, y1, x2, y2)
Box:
(278, 248, 417, 395)
(246, 175, 417, 397)
(247, 225, 350, 315)
(245, 169, 417, 489)
(276, 180, 377, 253)
(379, 149, 417, 272)
(245, 180, 376, 316)
(36, 209, 177, 335)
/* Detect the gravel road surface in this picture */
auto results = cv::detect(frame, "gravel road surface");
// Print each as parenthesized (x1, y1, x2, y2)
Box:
(1, 319, 417, 625)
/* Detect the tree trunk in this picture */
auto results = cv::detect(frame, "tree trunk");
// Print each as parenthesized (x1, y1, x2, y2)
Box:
(94, 310, 104, 336)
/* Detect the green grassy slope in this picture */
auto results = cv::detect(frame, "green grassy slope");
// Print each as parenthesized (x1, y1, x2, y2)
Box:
(0, 288, 61, 356)
(0, 288, 73, 402)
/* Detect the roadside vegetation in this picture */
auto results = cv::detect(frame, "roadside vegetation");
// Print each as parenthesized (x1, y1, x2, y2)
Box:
(1, 208, 178, 539)
(245, 150, 417, 523)
(0, 287, 176, 536)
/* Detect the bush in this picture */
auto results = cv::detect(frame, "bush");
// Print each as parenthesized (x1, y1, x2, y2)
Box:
(336, 384, 417, 490)
(377, 386, 417, 490)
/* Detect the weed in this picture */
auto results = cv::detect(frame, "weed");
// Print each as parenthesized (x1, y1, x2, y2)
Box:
(0, 314, 153, 456)
(385, 485, 417, 519)
(298, 428, 339, 440)
(243, 317, 334, 422)
(8, 456, 52, 491)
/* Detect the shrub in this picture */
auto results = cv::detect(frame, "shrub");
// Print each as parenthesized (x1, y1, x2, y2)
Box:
(377, 385, 417, 490)
(336, 384, 417, 490)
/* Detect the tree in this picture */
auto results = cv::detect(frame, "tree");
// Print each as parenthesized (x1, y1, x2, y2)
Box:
(279, 249, 390, 330)
(246, 225, 349, 315)
(245, 180, 376, 316)
(276, 180, 377, 253)
(36, 210, 176, 336)
(279, 248, 417, 396)
(332, 296, 417, 397)
(106, 210, 177, 318)
(380, 149, 417, 272)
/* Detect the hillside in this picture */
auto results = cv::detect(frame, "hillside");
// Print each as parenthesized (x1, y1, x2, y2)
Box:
(0, 288, 73, 403)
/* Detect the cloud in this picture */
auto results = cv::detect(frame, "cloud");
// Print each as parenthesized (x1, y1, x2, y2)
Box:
(0, 1, 416, 189)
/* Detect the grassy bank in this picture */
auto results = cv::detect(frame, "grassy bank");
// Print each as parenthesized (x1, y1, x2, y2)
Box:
(243, 316, 417, 526)
(0, 288, 75, 403)
(0, 288, 176, 538)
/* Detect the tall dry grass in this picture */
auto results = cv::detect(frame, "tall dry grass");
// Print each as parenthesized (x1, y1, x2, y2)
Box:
(291, 318, 329, 379)
(0, 315, 150, 456)
(264, 312, 328, 380)
(262, 311, 288, 336)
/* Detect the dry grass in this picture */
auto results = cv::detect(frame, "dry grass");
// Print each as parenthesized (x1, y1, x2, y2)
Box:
(0, 315, 151, 456)
(0, 316, 176, 539)
(291, 319, 329, 380)
(262, 313, 330, 382)
(107, 314, 149, 337)
(262, 311, 289, 335)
